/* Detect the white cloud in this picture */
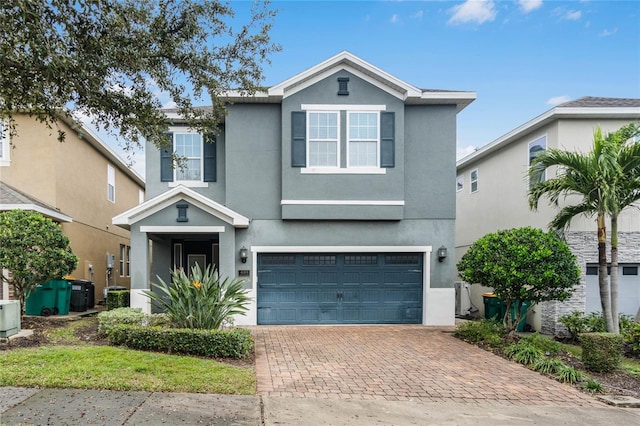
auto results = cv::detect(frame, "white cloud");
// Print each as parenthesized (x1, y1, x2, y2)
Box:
(565, 10, 582, 20)
(518, 0, 543, 13)
(457, 145, 477, 160)
(448, 0, 497, 25)
(599, 28, 617, 37)
(390, 14, 400, 24)
(410, 10, 424, 20)
(546, 95, 571, 106)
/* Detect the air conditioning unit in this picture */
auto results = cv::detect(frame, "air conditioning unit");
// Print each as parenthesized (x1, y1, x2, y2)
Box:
(454, 281, 472, 317)
(0, 300, 21, 338)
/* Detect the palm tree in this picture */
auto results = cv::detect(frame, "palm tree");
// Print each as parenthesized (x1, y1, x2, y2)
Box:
(603, 122, 640, 333)
(528, 122, 639, 333)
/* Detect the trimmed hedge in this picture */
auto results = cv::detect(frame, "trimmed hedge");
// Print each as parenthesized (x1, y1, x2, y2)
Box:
(106, 290, 130, 310)
(579, 332, 624, 373)
(97, 307, 147, 336)
(107, 324, 253, 358)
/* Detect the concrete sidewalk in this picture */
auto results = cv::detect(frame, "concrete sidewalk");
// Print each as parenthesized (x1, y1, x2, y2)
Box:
(2, 387, 639, 425)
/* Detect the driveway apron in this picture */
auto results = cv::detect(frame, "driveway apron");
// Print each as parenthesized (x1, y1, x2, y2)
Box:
(253, 325, 601, 406)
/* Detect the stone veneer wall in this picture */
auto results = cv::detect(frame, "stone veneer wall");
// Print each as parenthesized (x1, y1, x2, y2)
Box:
(541, 231, 640, 336)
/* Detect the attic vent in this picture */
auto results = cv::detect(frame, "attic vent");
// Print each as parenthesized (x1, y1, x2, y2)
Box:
(337, 77, 349, 96)
(176, 202, 189, 222)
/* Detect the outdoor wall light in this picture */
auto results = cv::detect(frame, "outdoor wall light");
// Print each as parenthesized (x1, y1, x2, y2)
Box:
(437, 246, 448, 262)
(239, 246, 248, 263)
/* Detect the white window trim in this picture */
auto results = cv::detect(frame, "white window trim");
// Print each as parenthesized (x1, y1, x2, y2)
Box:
(126, 245, 131, 277)
(470, 168, 478, 193)
(281, 199, 404, 206)
(107, 164, 116, 203)
(306, 110, 340, 168)
(300, 105, 388, 174)
(528, 134, 547, 185)
(456, 175, 464, 192)
(347, 110, 380, 168)
(119, 244, 125, 277)
(169, 126, 204, 184)
(0, 121, 10, 167)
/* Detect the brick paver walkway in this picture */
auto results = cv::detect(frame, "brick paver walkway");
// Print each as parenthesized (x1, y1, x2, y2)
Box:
(253, 326, 602, 406)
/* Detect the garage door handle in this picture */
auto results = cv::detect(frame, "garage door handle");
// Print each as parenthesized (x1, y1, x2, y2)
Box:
(408, 269, 421, 272)
(337, 291, 343, 300)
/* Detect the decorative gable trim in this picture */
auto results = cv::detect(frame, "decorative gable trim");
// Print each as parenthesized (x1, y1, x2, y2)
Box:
(112, 185, 249, 229)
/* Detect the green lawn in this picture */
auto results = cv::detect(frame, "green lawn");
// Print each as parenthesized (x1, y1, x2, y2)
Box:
(0, 345, 255, 394)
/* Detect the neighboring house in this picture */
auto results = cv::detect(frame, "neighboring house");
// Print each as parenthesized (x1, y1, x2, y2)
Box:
(113, 51, 476, 325)
(0, 114, 145, 305)
(456, 97, 640, 335)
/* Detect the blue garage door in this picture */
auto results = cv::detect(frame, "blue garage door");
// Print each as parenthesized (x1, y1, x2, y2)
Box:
(257, 253, 423, 324)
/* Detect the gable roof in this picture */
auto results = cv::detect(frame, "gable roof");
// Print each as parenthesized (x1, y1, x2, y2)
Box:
(163, 51, 476, 117)
(0, 181, 72, 222)
(112, 185, 249, 230)
(457, 96, 640, 169)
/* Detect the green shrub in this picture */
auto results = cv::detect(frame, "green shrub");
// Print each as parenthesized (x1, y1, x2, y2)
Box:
(106, 290, 130, 310)
(532, 358, 566, 374)
(97, 307, 146, 336)
(556, 366, 587, 384)
(584, 312, 606, 333)
(504, 343, 543, 366)
(584, 379, 603, 393)
(520, 332, 563, 355)
(618, 314, 635, 335)
(145, 264, 250, 330)
(107, 324, 253, 358)
(579, 332, 624, 372)
(623, 322, 640, 353)
(453, 319, 505, 347)
(559, 311, 587, 340)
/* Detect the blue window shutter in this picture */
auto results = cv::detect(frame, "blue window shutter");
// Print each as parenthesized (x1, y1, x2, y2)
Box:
(380, 112, 395, 168)
(203, 133, 216, 182)
(291, 111, 306, 167)
(160, 133, 174, 182)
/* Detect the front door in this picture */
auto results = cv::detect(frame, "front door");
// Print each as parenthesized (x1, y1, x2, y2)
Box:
(173, 238, 219, 274)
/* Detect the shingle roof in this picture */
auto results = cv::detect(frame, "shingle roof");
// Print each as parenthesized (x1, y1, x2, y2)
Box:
(0, 181, 72, 222)
(558, 96, 640, 108)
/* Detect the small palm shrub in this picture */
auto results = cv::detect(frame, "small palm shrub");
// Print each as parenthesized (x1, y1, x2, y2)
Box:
(453, 319, 505, 347)
(556, 366, 587, 384)
(623, 322, 640, 353)
(532, 358, 566, 374)
(558, 311, 586, 340)
(505, 343, 544, 366)
(145, 264, 250, 330)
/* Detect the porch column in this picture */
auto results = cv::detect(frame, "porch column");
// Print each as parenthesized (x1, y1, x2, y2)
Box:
(129, 226, 151, 314)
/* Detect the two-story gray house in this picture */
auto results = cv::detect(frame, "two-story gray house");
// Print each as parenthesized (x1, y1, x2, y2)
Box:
(114, 52, 476, 326)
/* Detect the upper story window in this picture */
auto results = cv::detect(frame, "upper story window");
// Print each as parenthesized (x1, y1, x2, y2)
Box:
(161, 127, 216, 186)
(175, 133, 202, 181)
(0, 121, 10, 166)
(107, 164, 115, 202)
(292, 105, 394, 174)
(348, 112, 379, 167)
(308, 112, 339, 167)
(470, 168, 478, 193)
(456, 175, 464, 192)
(528, 135, 547, 188)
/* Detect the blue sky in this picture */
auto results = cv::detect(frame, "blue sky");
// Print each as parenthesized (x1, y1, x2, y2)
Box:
(100, 0, 640, 175)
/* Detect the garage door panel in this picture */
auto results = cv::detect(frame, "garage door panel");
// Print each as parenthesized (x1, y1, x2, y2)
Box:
(586, 263, 639, 316)
(257, 252, 423, 324)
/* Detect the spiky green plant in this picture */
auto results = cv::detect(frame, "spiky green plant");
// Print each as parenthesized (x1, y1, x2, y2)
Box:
(556, 366, 587, 384)
(505, 343, 544, 366)
(532, 358, 566, 374)
(584, 379, 603, 393)
(144, 263, 250, 330)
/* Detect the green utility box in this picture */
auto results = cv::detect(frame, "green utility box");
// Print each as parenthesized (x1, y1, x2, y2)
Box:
(25, 281, 56, 316)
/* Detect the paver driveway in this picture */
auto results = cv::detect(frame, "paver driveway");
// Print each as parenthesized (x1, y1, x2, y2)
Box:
(253, 326, 601, 406)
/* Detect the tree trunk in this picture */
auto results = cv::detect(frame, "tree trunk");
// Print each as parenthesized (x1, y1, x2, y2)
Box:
(610, 215, 620, 333)
(597, 215, 614, 332)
